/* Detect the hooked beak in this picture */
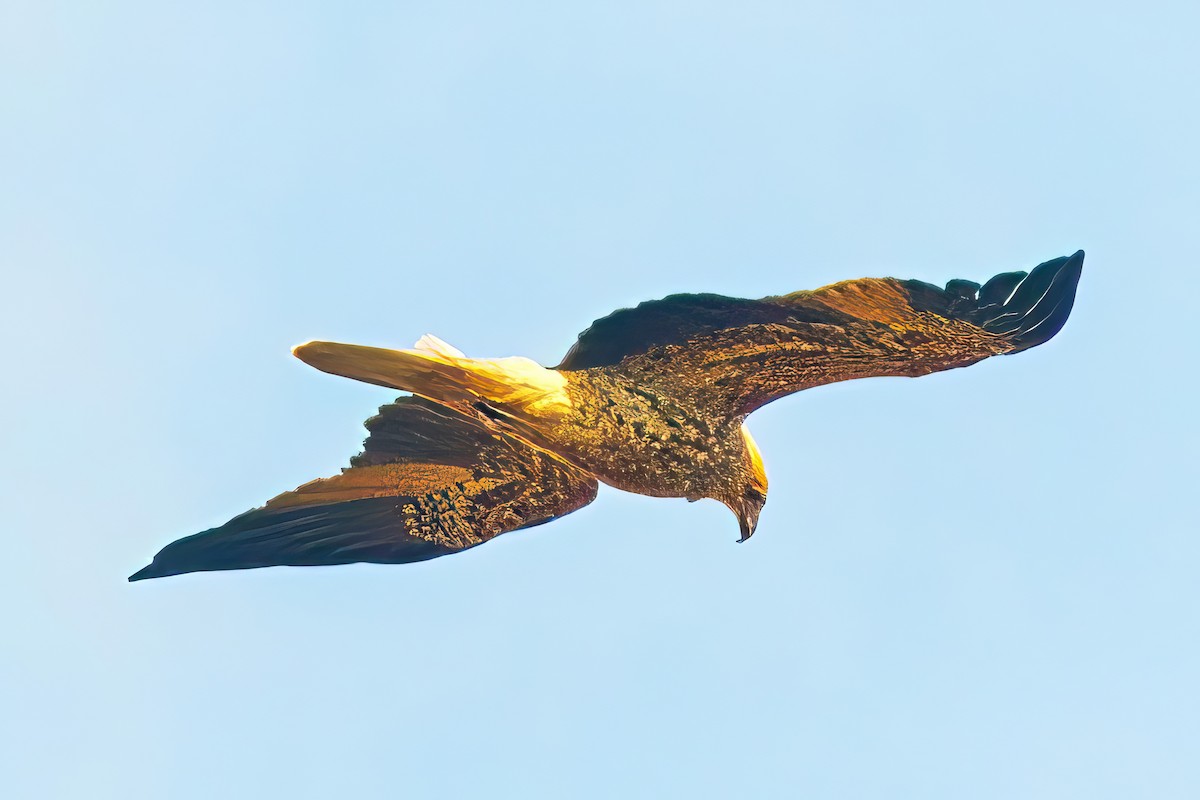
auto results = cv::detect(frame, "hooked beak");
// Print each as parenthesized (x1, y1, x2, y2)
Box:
(735, 500, 761, 543)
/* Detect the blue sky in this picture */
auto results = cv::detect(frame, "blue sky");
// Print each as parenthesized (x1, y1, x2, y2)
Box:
(3, 2, 1197, 797)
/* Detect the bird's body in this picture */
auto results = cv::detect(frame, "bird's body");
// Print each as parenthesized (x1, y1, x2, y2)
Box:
(130, 251, 1083, 581)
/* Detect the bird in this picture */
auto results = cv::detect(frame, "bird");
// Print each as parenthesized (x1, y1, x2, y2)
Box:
(129, 250, 1083, 581)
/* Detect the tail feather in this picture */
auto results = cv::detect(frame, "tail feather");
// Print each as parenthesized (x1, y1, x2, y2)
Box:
(293, 341, 477, 402)
(292, 340, 570, 413)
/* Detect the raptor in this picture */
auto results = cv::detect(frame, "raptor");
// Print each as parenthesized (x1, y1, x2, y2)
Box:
(130, 251, 1083, 581)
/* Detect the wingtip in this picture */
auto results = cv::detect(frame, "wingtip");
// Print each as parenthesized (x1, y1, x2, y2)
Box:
(128, 556, 195, 581)
(981, 250, 1084, 351)
(128, 563, 159, 582)
(129, 547, 204, 581)
(1061, 249, 1085, 282)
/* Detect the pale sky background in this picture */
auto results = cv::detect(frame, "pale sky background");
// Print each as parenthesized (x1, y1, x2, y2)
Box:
(3, 2, 1198, 798)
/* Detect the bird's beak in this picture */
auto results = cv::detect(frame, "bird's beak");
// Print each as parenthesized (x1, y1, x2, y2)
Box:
(735, 501, 760, 543)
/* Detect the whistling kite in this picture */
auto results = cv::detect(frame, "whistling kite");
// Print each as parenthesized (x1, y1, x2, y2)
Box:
(129, 251, 1083, 581)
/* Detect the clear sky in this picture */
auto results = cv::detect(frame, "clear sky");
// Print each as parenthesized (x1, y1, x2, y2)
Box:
(3, 1, 1197, 797)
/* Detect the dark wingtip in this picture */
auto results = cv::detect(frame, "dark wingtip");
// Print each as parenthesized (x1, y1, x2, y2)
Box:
(128, 565, 155, 582)
(981, 250, 1083, 351)
(128, 561, 178, 582)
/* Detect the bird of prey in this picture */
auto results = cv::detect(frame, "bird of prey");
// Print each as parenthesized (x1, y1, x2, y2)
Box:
(129, 251, 1083, 581)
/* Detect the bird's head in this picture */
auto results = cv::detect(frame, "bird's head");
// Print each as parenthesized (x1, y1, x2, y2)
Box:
(723, 425, 768, 542)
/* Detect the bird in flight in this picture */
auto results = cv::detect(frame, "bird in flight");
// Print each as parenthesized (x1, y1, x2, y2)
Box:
(130, 251, 1083, 581)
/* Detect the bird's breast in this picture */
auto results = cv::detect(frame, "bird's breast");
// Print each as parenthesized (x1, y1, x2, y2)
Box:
(534, 372, 741, 500)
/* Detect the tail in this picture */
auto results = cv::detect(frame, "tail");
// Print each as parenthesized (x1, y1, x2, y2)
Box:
(292, 335, 570, 413)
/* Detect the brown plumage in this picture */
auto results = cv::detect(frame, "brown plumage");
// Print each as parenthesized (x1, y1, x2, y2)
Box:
(130, 251, 1083, 580)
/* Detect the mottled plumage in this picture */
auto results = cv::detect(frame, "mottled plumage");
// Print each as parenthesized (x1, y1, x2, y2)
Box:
(128, 398, 596, 580)
(130, 251, 1082, 580)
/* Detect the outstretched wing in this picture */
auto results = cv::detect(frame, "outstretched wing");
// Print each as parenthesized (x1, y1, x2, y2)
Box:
(129, 398, 597, 580)
(557, 251, 1083, 417)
